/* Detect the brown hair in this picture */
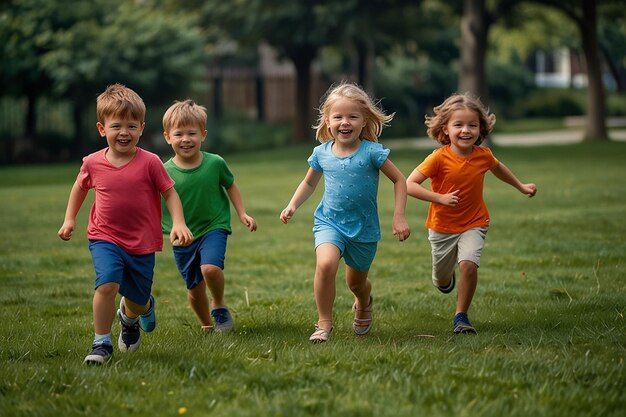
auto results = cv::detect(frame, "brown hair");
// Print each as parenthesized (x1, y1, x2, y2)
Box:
(162, 99, 207, 132)
(96, 84, 145, 123)
(425, 93, 496, 146)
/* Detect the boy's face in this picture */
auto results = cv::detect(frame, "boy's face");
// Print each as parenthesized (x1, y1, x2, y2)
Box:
(97, 116, 144, 156)
(164, 124, 207, 161)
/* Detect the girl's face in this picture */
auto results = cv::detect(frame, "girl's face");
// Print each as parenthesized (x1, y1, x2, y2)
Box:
(325, 98, 366, 149)
(444, 108, 480, 156)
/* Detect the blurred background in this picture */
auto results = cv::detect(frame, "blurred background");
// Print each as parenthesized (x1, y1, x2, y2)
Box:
(1, 0, 625, 164)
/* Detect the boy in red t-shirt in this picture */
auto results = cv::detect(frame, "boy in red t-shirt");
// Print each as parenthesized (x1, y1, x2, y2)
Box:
(58, 84, 192, 364)
(407, 93, 536, 334)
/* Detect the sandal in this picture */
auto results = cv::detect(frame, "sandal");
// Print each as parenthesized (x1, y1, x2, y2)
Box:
(352, 295, 373, 335)
(309, 320, 333, 343)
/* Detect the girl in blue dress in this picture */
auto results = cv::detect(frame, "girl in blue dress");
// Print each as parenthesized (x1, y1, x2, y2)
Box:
(280, 82, 410, 342)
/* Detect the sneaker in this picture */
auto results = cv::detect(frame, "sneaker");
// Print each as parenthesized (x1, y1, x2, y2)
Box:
(453, 312, 477, 334)
(139, 295, 156, 332)
(211, 307, 234, 332)
(437, 272, 456, 294)
(84, 343, 113, 365)
(118, 297, 141, 352)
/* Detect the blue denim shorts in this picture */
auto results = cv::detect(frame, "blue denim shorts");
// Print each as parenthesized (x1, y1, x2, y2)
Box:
(172, 229, 229, 289)
(314, 226, 377, 272)
(89, 240, 155, 305)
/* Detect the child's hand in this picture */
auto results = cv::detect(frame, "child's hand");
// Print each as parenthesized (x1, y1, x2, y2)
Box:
(521, 183, 537, 197)
(280, 206, 296, 224)
(170, 226, 193, 247)
(240, 214, 257, 232)
(58, 221, 75, 241)
(439, 189, 460, 207)
(392, 215, 411, 242)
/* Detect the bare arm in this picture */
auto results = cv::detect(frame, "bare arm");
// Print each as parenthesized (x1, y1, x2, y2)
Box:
(380, 159, 410, 241)
(58, 181, 89, 241)
(280, 168, 322, 224)
(406, 169, 461, 207)
(226, 181, 257, 232)
(162, 187, 193, 245)
(491, 162, 537, 197)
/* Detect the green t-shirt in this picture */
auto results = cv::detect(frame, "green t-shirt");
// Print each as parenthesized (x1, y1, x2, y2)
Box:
(162, 152, 234, 239)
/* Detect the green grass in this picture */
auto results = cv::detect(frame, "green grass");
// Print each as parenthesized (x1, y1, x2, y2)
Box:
(1, 142, 625, 417)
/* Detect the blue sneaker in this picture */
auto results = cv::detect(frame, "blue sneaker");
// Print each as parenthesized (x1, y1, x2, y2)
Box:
(453, 312, 477, 334)
(118, 297, 141, 352)
(139, 295, 156, 332)
(84, 343, 113, 365)
(211, 307, 234, 332)
(436, 272, 455, 294)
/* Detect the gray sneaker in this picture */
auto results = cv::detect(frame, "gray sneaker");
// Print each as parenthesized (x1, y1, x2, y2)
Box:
(118, 297, 141, 352)
(84, 343, 113, 365)
(211, 307, 234, 332)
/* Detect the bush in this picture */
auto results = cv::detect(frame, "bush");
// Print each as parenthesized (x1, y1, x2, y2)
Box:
(516, 88, 585, 118)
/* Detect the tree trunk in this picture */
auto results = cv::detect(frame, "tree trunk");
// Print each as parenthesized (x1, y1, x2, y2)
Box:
(355, 39, 375, 96)
(579, 0, 608, 141)
(459, 0, 489, 103)
(289, 46, 315, 144)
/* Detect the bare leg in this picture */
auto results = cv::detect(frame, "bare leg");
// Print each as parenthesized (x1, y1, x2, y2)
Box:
(92, 282, 119, 334)
(123, 295, 151, 318)
(456, 260, 478, 314)
(187, 281, 213, 327)
(314, 243, 341, 331)
(201, 264, 227, 309)
(345, 266, 371, 320)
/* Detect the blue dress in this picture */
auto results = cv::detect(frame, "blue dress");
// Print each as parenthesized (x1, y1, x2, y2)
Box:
(308, 140, 390, 243)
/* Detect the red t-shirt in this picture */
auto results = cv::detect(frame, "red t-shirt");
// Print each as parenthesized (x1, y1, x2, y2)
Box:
(416, 145, 499, 234)
(77, 147, 174, 254)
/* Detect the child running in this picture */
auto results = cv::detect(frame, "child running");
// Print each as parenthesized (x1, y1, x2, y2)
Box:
(280, 82, 410, 343)
(406, 93, 537, 334)
(161, 99, 257, 333)
(58, 84, 192, 364)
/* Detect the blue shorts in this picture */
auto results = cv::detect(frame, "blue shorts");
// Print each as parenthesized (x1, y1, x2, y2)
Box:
(314, 227, 377, 272)
(89, 240, 155, 305)
(172, 229, 229, 289)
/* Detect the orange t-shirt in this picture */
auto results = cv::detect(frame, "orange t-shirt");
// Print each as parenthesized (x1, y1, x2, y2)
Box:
(416, 145, 499, 233)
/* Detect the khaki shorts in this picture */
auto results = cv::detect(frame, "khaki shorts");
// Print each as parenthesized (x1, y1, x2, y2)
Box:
(428, 227, 488, 287)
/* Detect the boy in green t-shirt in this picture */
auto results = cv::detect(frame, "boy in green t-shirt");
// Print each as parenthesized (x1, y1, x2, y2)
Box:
(161, 100, 257, 332)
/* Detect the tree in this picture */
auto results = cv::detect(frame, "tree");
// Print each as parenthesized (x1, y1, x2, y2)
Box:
(457, 0, 612, 141)
(538, 0, 609, 140)
(39, 1, 206, 154)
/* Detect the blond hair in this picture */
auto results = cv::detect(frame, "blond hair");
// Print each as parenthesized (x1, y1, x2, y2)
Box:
(425, 93, 496, 146)
(313, 82, 394, 143)
(96, 84, 145, 123)
(162, 99, 207, 133)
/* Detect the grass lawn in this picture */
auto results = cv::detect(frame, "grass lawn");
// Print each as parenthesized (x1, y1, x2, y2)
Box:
(0, 141, 625, 417)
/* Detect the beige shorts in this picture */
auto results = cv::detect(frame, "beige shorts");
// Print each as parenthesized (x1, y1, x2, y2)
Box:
(428, 227, 488, 287)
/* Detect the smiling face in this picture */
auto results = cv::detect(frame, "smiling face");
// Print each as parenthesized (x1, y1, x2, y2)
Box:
(444, 108, 481, 156)
(164, 123, 207, 168)
(97, 116, 144, 160)
(325, 98, 366, 151)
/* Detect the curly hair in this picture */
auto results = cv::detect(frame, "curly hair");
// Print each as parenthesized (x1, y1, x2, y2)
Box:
(313, 81, 394, 143)
(425, 93, 496, 146)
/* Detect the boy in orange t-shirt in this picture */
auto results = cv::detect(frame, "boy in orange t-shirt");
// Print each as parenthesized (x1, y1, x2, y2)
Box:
(407, 93, 536, 334)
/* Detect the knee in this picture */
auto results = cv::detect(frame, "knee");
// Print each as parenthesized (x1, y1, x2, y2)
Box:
(95, 282, 118, 298)
(459, 260, 478, 276)
(201, 264, 222, 281)
(316, 259, 337, 278)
